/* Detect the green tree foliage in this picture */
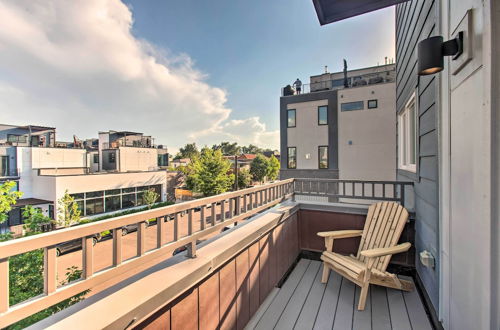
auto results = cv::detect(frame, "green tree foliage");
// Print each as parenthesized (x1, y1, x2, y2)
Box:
(267, 155, 280, 181)
(0, 202, 87, 329)
(0, 181, 23, 223)
(174, 143, 200, 160)
(57, 190, 81, 227)
(143, 188, 159, 210)
(250, 154, 270, 183)
(241, 144, 261, 154)
(22, 206, 53, 234)
(237, 168, 252, 189)
(212, 141, 241, 156)
(188, 149, 234, 196)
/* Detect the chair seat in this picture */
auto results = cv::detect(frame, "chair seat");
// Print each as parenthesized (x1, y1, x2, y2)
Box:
(321, 251, 386, 281)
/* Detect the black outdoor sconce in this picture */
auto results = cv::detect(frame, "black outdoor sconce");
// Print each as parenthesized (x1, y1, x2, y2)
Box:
(417, 32, 463, 75)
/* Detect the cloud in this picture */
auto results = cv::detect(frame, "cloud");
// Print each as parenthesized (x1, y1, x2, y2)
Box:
(0, 0, 279, 150)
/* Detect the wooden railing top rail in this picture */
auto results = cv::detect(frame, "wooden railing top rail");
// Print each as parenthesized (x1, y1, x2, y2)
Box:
(0, 179, 294, 259)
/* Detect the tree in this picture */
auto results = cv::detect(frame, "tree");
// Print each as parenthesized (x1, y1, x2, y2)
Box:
(143, 188, 159, 210)
(22, 206, 53, 234)
(188, 149, 234, 196)
(241, 144, 262, 154)
(212, 142, 241, 156)
(250, 154, 269, 183)
(237, 168, 252, 189)
(57, 191, 81, 227)
(174, 143, 199, 160)
(0, 181, 23, 223)
(267, 155, 280, 181)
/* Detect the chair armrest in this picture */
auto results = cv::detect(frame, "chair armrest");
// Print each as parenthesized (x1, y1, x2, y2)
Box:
(360, 242, 411, 259)
(317, 230, 363, 239)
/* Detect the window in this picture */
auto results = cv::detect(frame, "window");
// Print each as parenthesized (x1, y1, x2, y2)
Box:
(1, 156, 9, 176)
(158, 154, 168, 167)
(108, 152, 116, 163)
(7, 134, 27, 144)
(398, 93, 417, 172)
(287, 109, 296, 127)
(368, 99, 378, 109)
(341, 101, 364, 111)
(318, 146, 328, 169)
(318, 106, 328, 125)
(287, 147, 296, 169)
(93, 154, 99, 164)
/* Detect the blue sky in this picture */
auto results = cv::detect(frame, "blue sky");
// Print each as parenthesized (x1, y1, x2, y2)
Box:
(124, 0, 395, 134)
(0, 0, 395, 151)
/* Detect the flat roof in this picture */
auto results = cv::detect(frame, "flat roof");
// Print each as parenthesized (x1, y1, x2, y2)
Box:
(0, 124, 55, 131)
(312, 0, 409, 25)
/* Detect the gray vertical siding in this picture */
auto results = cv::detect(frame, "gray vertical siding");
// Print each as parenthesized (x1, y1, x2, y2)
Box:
(396, 0, 440, 311)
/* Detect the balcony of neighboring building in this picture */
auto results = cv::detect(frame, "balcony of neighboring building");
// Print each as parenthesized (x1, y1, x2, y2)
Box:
(0, 178, 435, 329)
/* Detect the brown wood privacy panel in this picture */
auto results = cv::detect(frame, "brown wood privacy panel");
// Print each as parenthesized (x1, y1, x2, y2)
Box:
(137, 213, 300, 330)
(298, 209, 415, 267)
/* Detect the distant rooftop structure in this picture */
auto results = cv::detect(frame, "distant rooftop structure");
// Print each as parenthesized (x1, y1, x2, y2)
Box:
(282, 62, 396, 96)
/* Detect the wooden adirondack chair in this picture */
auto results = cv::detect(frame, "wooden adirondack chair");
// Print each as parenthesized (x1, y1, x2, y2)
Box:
(318, 201, 414, 310)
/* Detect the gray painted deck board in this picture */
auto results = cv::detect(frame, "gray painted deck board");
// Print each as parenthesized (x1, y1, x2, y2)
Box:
(313, 267, 342, 330)
(400, 275, 432, 330)
(275, 261, 320, 329)
(254, 259, 310, 330)
(294, 265, 328, 329)
(371, 285, 392, 330)
(332, 278, 355, 330)
(248, 260, 432, 330)
(387, 289, 412, 330)
(353, 286, 372, 330)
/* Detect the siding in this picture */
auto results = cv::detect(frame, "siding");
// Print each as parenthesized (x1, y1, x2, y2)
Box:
(395, 0, 439, 311)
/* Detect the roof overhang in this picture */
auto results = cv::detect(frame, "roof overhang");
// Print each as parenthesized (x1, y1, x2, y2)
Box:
(312, 0, 410, 25)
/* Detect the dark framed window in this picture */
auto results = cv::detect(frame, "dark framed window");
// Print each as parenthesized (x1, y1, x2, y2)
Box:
(93, 154, 99, 164)
(0, 156, 9, 176)
(318, 146, 328, 169)
(86, 191, 103, 198)
(368, 99, 378, 109)
(108, 152, 116, 163)
(287, 147, 297, 169)
(7, 134, 27, 143)
(341, 101, 364, 111)
(105, 196, 121, 212)
(122, 193, 136, 208)
(287, 109, 296, 128)
(318, 106, 328, 125)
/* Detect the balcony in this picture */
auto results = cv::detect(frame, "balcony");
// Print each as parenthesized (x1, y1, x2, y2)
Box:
(0, 179, 432, 329)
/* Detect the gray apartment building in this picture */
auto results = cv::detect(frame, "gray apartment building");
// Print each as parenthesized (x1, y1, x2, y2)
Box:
(280, 63, 397, 182)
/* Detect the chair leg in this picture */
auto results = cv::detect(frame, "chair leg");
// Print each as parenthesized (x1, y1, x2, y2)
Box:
(357, 283, 370, 310)
(321, 262, 330, 283)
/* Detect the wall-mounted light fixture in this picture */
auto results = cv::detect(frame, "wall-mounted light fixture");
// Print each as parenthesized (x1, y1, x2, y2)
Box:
(417, 32, 463, 75)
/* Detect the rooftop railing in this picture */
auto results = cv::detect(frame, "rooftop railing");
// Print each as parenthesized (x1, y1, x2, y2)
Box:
(0, 178, 413, 327)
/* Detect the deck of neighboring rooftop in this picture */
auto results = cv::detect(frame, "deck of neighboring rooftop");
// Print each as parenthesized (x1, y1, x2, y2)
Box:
(247, 259, 432, 330)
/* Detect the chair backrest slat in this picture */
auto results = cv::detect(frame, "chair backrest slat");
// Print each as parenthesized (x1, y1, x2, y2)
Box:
(356, 202, 409, 272)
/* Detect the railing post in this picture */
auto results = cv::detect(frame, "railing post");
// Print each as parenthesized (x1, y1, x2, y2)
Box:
(174, 213, 179, 241)
(188, 209, 193, 235)
(249, 194, 253, 211)
(229, 198, 234, 219)
(211, 203, 216, 226)
(157, 216, 166, 248)
(187, 240, 197, 258)
(243, 195, 247, 213)
(200, 206, 205, 230)
(0, 258, 8, 313)
(221, 200, 226, 221)
(44, 246, 57, 294)
(113, 228, 122, 266)
(400, 184, 406, 207)
(82, 236, 94, 279)
(137, 221, 146, 256)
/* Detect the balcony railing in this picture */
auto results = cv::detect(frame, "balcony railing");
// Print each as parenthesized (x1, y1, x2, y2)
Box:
(0, 178, 414, 327)
(293, 178, 412, 208)
(0, 179, 294, 327)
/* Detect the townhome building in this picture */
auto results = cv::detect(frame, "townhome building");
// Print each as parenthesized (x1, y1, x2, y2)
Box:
(280, 63, 397, 182)
(0, 125, 169, 235)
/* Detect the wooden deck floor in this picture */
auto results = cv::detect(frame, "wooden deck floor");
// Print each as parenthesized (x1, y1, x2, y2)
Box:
(246, 259, 433, 330)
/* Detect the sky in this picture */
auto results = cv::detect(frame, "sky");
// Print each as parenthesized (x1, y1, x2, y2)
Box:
(0, 0, 395, 153)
